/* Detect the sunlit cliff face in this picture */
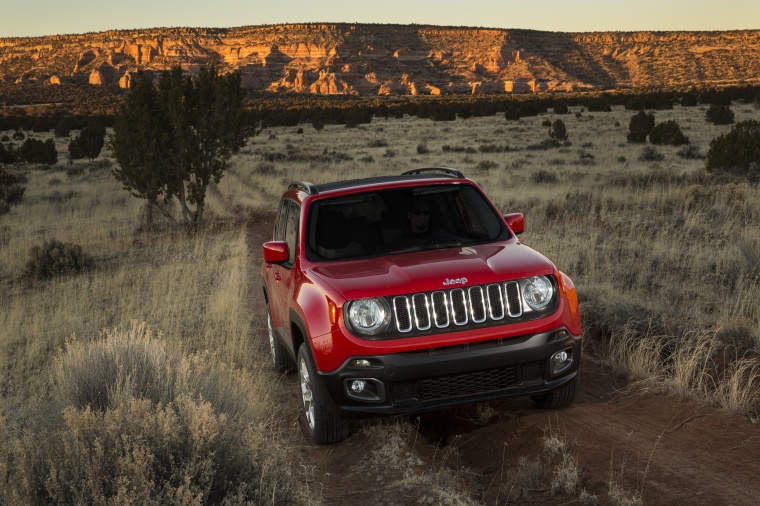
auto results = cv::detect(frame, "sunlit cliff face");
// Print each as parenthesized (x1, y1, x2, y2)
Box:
(1, 24, 759, 94)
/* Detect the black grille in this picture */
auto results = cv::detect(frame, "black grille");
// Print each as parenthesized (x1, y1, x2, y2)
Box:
(391, 362, 545, 404)
(505, 281, 522, 317)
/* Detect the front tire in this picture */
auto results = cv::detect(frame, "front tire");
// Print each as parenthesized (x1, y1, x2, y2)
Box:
(267, 305, 295, 373)
(297, 344, 349, 444)
(531, 372, 580, 409)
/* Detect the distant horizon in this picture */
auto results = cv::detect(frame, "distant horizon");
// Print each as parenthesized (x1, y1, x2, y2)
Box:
(3, 21, 760, 40)
(3, 0, 759, 38)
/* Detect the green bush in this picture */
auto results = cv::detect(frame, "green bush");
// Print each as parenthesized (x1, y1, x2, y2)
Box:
(705, 104, 735, 125)
(549, 119, 568, 141)
(706, 120, 760, 175)
(0, 141, 19, 165)
(19, 138, 58, 165)
(649, 120, 689, 146)
(627, 110, 655, 143)
(68, 122, 106, 161)
(24, 238, 93, 279)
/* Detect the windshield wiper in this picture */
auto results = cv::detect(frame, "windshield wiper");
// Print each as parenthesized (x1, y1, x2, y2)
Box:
(390, 242, 462, 255)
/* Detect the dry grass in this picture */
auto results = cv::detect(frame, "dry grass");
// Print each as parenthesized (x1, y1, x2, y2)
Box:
(1, 100, 759, 503)
(355, 420, 479, 506)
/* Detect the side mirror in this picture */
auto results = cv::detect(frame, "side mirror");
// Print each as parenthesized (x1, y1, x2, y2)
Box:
(263, 241, 289, 263)
(504, 213, 525, 235)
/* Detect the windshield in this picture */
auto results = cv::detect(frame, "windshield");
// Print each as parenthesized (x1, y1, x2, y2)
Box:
(307, 184, 508, 261)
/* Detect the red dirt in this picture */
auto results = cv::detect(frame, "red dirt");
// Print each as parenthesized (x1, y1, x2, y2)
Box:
(248, 212, 760, 506)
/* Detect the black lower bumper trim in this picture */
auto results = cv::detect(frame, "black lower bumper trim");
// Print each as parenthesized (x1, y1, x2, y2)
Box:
(316, 327, 581, 416)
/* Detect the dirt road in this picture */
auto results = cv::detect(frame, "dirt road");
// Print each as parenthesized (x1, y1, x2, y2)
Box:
(249, 213, 760, 505)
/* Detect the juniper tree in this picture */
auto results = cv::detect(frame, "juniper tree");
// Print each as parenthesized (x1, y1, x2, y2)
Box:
(68, 121, 106, 162)
(111, 65, 249, 230)
(549, 119, 568, 141)
(627, 110, 655, 143)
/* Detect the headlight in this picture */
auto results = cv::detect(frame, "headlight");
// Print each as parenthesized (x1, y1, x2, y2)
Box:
(347, 298, 391, 336)
(522, 276, 554, 310)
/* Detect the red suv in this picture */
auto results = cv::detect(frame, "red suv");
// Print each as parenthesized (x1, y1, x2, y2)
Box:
(261, 168, 581, 444)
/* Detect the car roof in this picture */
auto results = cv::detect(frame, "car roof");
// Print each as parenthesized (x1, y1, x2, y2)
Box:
(287, 168, 468, 197)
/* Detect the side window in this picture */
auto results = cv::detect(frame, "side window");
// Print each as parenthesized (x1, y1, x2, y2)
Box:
(275, 200, 289, 241)
(285, 201, 300, 265)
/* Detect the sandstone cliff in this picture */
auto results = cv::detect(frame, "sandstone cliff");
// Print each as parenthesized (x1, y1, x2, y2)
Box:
(1, 23, 758, 96)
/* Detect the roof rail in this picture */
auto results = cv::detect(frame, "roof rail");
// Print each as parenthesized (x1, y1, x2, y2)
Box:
(287, 181, 318, 195)
(401, 167, 466, 179)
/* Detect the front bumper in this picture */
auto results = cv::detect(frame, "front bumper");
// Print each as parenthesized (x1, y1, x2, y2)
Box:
(316, 327, 581, 416)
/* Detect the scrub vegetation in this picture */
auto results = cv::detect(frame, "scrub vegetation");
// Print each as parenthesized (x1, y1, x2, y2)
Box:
(1, 98, 759, 504)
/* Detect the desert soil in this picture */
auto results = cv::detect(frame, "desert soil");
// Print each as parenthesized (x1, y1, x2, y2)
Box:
(248, 211, 760, 506)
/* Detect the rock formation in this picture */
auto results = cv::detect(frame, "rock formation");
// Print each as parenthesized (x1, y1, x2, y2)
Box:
(0, 23, 758, 96)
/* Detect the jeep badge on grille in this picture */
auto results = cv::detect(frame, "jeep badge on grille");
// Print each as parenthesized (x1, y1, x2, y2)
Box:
(443, 277, 468, 286)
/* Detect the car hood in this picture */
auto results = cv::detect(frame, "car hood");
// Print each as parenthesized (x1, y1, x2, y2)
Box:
(309, 242, 556, 300)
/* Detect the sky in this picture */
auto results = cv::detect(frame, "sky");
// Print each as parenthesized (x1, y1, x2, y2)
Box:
(2, 0, 759, 38)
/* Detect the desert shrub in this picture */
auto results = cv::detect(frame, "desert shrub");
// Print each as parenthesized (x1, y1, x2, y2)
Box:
(0, 323, 306, 505)
(359, 155, 375, 163)
(19, 137, 58, 165)
(66, 165, 85, 176)
(649, 120, 689, 146)
(416, 142, 430, 154)
(0, 167, 26, 215)
(24, 238, 93, 279)
(253, 162, 277, 176)
(677, 145, 706, 160)
(706, 120, 760, 175)
(478, 144, 512, 153)
(262, 151, 287, 162)
(541, 119, 552, 127)
(706, 104, 735, 125)
(639, 146, 664, 162)
(0, 134, 9, 142)
(586, 98, 612, 112)
(54, 117, 76, 137)
(368, 139, 388, 147)
(531, 170, 558, 183)
(627, 110, 655, 143)
(527, 138, 564, 151)
(549, 119, 568, 141)
(476, 160, 498, 171)
(12, 129, 25, 140)
(383, 149, 398, 158)
(444, 145, 477, 153)
(0, 142, 19, 165)
(432, 107, 457, 121)
(554, 103, 569, 114)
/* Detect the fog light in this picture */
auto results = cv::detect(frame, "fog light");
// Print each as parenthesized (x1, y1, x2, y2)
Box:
(550, 348, 573, 376)
(350, 359, 372, 367)
(351, 380, 367, 393)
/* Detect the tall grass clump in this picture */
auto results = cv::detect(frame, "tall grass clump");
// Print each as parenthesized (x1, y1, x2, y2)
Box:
(0, 322, 307, 505)
(596, 322, 760, 417)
